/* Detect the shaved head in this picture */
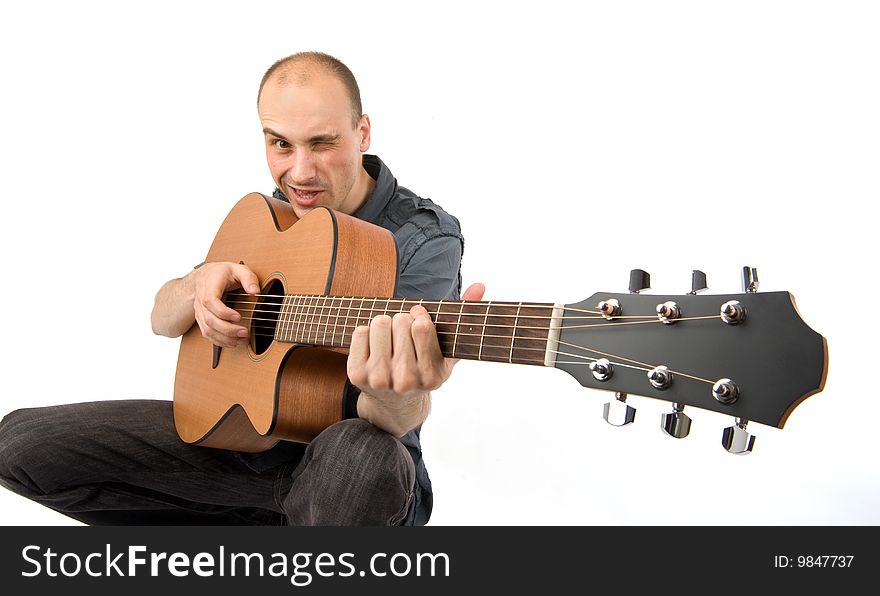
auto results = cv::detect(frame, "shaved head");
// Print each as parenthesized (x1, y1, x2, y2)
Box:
(258, 51, 362, 128)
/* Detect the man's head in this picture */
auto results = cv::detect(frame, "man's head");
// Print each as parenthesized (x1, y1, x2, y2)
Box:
(257, 52, 373, 219)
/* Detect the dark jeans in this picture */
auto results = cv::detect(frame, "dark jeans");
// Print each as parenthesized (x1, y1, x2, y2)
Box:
(0, 400, 415, 526)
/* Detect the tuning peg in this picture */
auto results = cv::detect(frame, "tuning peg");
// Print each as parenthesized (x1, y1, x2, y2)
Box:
(629, 269, 650, 294)
(603, 392, 636, 426)
(689, 270, 707, 295)
(660, 403, 691, 439)
(742, 266, 759, 293)
(722, 418, 755, 454)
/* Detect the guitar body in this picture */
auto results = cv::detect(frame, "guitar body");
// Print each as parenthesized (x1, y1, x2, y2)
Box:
(172, 193, 398, 452)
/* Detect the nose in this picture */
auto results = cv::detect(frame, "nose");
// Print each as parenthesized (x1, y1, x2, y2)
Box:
(289, 148, 317, 184)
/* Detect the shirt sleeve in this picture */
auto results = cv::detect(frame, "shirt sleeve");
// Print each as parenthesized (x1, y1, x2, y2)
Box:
(396, 235, 463, 301)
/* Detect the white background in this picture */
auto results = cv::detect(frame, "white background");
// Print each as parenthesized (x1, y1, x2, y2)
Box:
(1, 0, 877, 525)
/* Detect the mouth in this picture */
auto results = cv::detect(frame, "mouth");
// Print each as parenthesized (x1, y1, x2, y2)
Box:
(288, 186, 324, 207)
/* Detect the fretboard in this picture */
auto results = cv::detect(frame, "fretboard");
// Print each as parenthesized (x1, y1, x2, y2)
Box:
(270, 295, 555, 366)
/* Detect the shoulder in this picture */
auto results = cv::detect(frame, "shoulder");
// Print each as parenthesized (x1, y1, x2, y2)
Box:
(384, 186, 462, 240)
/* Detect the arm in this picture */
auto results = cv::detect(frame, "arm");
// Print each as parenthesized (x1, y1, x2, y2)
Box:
(150, 261, 261, 346)
(346, 235, 483, 437)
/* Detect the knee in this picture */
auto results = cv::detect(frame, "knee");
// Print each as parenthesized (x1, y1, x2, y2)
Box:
(0, 408, 45, 489)
(286, 419, 416, 525)
(312, 419, 415, 480)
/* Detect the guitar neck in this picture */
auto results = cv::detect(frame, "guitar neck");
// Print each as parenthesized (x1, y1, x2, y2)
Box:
(271, 295, 559, 366)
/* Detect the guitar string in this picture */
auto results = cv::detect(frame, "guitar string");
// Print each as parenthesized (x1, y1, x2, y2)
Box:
(222, 333, 713, 385)
(233, 304, 720, 330)
(226, 299, 650, 321)
(232, 309, 720, 330)
(232, 320, 717, 384)
(218, 296, 723, 386)
(227, 300, 718, 346)
(225, 293, 640, 317)
(226, 294, 720, 324)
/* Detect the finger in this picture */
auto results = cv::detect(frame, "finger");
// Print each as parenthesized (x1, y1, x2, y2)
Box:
(195, 305, 239, 348)
(409, 308, 445, 388)
(231, 263, 261, 295)
(346, 324, 371, 386)
(204, 294, 243, 323)
(389, 313, 420, 391)
(365, 315, 393, 389)
(367, 315, 393, 364)
(200, 301, 248, 341)
(391, 312, 416, 359)
(462, 282, 486, 302)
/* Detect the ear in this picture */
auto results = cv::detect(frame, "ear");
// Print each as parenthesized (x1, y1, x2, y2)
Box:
(358, 114, 371, 152)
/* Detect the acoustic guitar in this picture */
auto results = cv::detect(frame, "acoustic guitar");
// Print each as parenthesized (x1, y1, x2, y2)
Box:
(172, 193, 828, 454)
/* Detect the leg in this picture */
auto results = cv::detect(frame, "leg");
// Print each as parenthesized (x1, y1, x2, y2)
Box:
(0, 400, 290, 525)
(282, 419, 416, 526)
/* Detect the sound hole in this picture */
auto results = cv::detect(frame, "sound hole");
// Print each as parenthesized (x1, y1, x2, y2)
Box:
(252, 278, 284, 355)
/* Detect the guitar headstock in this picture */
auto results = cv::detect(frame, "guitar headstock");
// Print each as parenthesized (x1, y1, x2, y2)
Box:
(553, 268, 827, 453)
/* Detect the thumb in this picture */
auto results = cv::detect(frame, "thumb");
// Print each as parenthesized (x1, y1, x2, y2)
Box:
(461, 282, 486, 302)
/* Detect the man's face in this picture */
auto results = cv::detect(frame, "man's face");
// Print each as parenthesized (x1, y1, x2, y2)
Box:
(258, 72, 371, 219)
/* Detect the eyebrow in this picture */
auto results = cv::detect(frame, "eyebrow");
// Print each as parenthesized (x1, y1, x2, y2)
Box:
(262, 127, 340, 144)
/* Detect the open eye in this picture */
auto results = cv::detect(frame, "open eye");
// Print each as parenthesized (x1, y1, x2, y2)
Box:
(272, 139, 291, 149)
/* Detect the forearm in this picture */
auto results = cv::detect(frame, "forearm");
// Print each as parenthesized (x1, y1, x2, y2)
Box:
(356, 390, 431, 438)
(150, 271, 198, 338)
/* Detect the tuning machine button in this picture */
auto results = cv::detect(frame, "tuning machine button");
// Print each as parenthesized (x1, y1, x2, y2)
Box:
(742, 267, 759, 293)
(690, 270, 707, 295)
(603, 392, 636, 427)
(629, 269, 651, 294)
(722, 418, 755, 454)
(661, 403, 691, 439)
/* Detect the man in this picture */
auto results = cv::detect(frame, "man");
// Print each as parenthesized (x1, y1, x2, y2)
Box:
(0, 51, 483, 526)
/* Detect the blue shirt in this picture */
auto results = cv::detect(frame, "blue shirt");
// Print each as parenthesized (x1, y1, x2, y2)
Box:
(271, 154, 464, 525)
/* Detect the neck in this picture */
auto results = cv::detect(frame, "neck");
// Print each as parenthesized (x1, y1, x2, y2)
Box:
(268, 294, 560, 366)
(339, 163, 376, 215)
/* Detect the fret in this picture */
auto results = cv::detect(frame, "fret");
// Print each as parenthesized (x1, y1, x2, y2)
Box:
(476, 303, 519, 364)
(313, 295, 322, 345)
(321, 296, 331, 346)
(299, 295, 309, 344)
(322, 295, 334, 346)
(477, 301, 491, 361)
(330, 297, 345, 346)
(280, 294, 292, 343)
(308, 295, 319, 345)
(277, 294, 291, 342)
(434, 300, 460, 357)
(273, 294, 284, 342)
(453, 302, 491, 361)
(343, 297, 356, 347)
(509, 302, 522, 363)
(369, 297, 378, 326)
(510, 304, 553, 365)
(287, 294, 302, 343)
(294, 294, 305, 344)
(451, 300, 466, 358)
(358, 297, 368, 328)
